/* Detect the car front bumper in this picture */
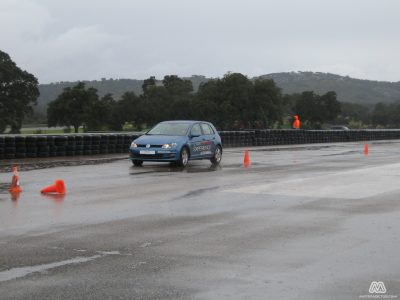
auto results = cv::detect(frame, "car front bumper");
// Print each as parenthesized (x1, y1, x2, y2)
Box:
(129, 148, 180, 162)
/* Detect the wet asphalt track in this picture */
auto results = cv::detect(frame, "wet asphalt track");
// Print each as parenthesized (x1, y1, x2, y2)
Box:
(0, 141, 400, 299)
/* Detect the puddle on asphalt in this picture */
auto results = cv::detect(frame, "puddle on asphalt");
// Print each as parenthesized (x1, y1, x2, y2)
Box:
(129, 164, 222, 176)
(0, 156, 126, 173)
(0, 183, 10, 193)
(41, 194, 66, 203)
(248, 145, 333, 152)
(0, 183, 19, 202)
(323, 150, 359, 156)
(177, 186, 220, 199)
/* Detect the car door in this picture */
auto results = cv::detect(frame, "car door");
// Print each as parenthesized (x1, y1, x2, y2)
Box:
(188, 123, 203, 159)
(200, 123, 216, 158)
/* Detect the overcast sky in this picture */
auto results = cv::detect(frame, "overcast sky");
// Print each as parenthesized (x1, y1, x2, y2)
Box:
(1, 0, 399, 84)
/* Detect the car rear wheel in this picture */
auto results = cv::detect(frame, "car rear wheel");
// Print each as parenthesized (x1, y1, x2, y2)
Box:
(210, 145, 222, 165)
(177, 147, 189, 167)
(132, 160, 143, 167)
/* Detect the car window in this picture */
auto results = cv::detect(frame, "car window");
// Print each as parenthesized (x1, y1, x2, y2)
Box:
(191, 124, 202, 136)
(201, 123, 214, 135)
(147, 123, 190, 136)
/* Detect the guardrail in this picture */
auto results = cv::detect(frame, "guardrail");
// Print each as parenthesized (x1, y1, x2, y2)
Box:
(1, 130, 400, 160)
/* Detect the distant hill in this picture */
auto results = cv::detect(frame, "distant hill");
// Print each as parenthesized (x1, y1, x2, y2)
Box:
(36, 72, 400, 113)
(36, 78, 143, 113)
(257, 72, 400, 105)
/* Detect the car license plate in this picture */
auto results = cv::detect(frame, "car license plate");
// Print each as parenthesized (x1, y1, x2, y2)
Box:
(140, 150, 155, 155)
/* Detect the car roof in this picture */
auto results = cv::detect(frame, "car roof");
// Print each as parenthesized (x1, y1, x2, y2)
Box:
(159, 120, 205, 124)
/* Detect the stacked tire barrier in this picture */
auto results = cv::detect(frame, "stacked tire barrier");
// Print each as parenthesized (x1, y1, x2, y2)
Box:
(219, 129, 400, 148)
(2, 130, 400, 160)
(0, 134, 139, 160)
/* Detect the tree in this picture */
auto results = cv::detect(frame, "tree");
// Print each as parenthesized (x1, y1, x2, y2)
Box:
(86, 93, 116, 131)
(194, 80, 221, 125)
(253, 79, 283, 127)
(196, 73, 284, 129)
(109, 91, 141, 131)
(0, 49, 39, 133)
(319, 91, 341, 122)
(47, 82, 99, 132)
(336, 102, 371, 127)
(142, 76, 157, 96)
(162, 75, 193, 95)
(370, 102, 400, 128)
(140, 75, 195, 127)
(220, 73, 254, 128)
(294, 91, 341, 128)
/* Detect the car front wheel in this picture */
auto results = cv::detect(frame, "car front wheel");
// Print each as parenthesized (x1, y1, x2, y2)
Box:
(177, 147, 189, 167)
(132, 160, 143, 167)
(210, 145, 222, 165)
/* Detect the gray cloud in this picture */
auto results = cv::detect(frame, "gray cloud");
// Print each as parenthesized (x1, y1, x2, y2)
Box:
(1, 0, 399, 83)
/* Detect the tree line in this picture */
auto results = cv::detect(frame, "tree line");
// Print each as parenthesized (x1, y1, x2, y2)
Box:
(46, 73, 344, 132)
(2, 48, 400, 133)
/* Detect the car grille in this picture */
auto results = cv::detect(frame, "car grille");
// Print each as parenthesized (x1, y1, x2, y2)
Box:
(137, 144, 163, 148)
(131, 153, 175, 159)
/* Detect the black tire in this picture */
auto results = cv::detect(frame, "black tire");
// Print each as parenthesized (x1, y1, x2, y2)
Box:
(211, 145, 222, 165)
(177, 147, 189, 167)
(5, 147, 16, 154)
(108, 146, 116, 153)
(38, 152, 50, 158)
(75, 135, 83, 145)
(132, 160, 143, 166)
(16, 147, 26, 154)
(100, 148, 109, 154)
(36, 136, 47, 146)
(4, 136, 15, 146)
(55, 135, 67, 146)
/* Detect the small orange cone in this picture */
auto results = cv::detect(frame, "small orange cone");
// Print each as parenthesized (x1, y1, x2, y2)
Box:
(9, 166, 22, 194)
(41, 179, 66, 195)
(243, 150, 251, 167)
(364, 143, 369, 156)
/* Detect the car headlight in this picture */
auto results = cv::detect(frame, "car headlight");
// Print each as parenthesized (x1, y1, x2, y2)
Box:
(162, 143, 177, 149)
(131, 142, 138, 148)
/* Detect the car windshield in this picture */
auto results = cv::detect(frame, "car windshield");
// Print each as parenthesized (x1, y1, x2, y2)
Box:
(147, 123, 191, 136)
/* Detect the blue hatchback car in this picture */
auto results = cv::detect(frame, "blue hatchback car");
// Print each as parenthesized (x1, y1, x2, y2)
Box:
(129, 120, 222, 167)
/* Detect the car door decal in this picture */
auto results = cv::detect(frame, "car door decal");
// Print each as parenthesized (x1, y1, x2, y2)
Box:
(193, 142, 212, 155)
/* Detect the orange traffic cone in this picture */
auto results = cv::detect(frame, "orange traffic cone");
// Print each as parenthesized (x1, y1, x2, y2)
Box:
(9, 166, 22, 194)
(243, 150, 251, 167)
(364, 143, 369, 156)
(10, 191, 21, 202)
(41, 179, 66, 195)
